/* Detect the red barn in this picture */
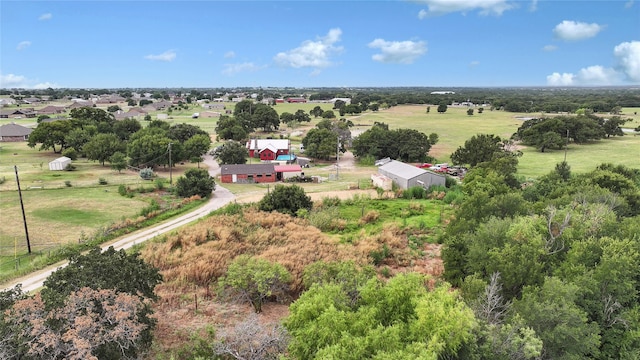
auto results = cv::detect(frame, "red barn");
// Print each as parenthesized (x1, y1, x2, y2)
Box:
(220, 164, 276, 183)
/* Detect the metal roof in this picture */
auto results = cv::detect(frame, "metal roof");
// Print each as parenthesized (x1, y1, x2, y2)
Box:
(220, 163, 275, 175)
(378, 160, 427, 180)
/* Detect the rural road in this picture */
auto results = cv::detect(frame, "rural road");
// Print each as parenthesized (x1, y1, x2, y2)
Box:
(1, 154, 235, 293)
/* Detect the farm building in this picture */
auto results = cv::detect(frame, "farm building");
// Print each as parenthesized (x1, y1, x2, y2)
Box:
(274, 164, 303, 181)
(246, 139, 290, 160)
(0, 123, 33, 142)
(286, 97, 307, 103)
(377, 160, 445, 190)
(220, 163, 276, 184)
(49, 156, 72, 171)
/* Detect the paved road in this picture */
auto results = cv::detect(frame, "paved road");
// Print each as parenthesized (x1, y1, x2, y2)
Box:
(1, 155, 235, 293)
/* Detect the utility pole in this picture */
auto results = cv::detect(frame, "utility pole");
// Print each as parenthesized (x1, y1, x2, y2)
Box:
(168, 143, 173, 184)
(14, 166, 31, 254)
(336, 136, 340, 180)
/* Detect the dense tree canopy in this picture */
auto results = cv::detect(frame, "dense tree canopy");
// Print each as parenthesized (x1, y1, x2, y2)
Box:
(175, 168, 216, 198)
(213, 141, 248, 165)
(352, 123, 433, 162)
(258, 184, 312, 216)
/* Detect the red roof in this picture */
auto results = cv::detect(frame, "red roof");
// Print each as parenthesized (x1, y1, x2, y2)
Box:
(274, 164, 302, 172)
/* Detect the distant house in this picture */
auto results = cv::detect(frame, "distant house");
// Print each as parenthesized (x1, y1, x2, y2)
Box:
(0, 108, 36, 119)
(0, 98, 17, 106)
(36, 105, 66, 115)
(202, 103, 225, 110)
(49, 156, 72, 171)
(0, 122, 33, 142)
(246, 139, 290, 160)
(286, 97, 307, 103)
(220, 163, 276, 183)
(377, 160, 445, 190)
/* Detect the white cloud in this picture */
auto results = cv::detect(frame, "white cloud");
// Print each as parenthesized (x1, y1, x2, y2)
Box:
(222, 62, 263, 76)
(613, 41, 640, 82)
(368, 39, 427, 64)
(546, 72, 575, 86)
(17, 41, 31, 50)
(417, 0, 515, 18)
(0, 73, 58, 89)
(144, 50, 176, 62)
(469, 60, 480, 67)
(38, 13, 52, 21)
(224, 51, 236, 59)
(553, 20, 604, 41)
(625, 1, 634, 8)
(547, 66, 620, 86)
(529, 0, 538, 12)
(274, 28, 343, 69)
(547, 41, 640, 86)
(542, 45, 558, 52)
(0, 74, 27, 88)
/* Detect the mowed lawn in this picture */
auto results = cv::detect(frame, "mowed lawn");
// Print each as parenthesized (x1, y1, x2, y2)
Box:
(348, 105, 640, 179)
(0, 186, 149, 255)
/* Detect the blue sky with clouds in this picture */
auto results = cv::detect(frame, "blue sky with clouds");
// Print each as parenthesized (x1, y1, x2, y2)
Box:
(1, 0, 638, 89)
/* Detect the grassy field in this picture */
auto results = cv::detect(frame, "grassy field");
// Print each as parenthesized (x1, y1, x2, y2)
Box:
(1, 101, 638, 261)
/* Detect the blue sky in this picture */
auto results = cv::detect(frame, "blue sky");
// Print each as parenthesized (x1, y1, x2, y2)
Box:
(1, 0, 639, 89)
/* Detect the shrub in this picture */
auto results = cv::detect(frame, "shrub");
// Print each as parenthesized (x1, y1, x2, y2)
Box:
(358, 154, 376, 166)
(217, 255, 292, 313)
(258, 184, 312, 216)
(98, 177, 108, 185)
(445, 175, 458, 188)
(403, 186, 426, 199)
(62, 147, 78, 160)
(175, 168, 216, 198)
(64, 180, 72, 187)
(359, 210, 380, 224)
(155, 178, 165, 190)
(139, 168, 154, 180)
(64, 164, 76, 171)
(0, 176, 6, 185)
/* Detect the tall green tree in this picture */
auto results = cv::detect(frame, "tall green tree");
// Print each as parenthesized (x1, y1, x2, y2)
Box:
(301, 128, 339, 160)
(213, 141, 248, 165)
(184, 133, 212, 166)
(83, 133, 124, 166)
(451, 134, 508, 167)
(28, 120, 73, 153)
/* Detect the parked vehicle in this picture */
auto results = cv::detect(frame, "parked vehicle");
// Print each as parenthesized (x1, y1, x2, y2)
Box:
(417, 162, 433, 169)
(447, 166, 467, 176)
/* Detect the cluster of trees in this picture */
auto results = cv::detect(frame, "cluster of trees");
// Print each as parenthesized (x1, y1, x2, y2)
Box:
(300, 118, 352, 160)
(27, 107, 211, 170)
(352, 122, 438, 163)
(513, 113, 630, 152)
(0, 247, 162, 359)
(214, 100, 280, 141)
(441, 156, 640, 359)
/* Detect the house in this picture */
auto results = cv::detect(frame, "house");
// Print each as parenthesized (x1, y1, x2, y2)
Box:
(274, 164, 303, 181)
(286, 97, 307, 103)
(202, 103, 225, 110)
(0, 98, 17, 106)
(0, 122, 33, 142)
(36, 105, 66, 115)
(246, 139, 290, 160)
(377, 160, 445, 190)
(220, 163, 276, 183)
(49, 156, 72, 171)
(0, 108, 36, 119)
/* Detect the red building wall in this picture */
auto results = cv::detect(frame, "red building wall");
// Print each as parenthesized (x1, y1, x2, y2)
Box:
(221, 173, 276, 183)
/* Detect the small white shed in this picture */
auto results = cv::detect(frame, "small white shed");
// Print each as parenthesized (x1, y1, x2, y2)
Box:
(49, 156, 72, 171)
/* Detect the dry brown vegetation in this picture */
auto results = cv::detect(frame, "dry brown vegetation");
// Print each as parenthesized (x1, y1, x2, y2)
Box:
(142, 205, 444, 357)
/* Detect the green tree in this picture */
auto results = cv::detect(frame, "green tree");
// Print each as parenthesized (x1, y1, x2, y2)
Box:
(451, 134, 508, 167)
(258, 184, 312, 216)
(113, 117, 142, 141)
(294, 109, 311, 122)
(84, 133, 124, 166)
(27, 120, 73, 153)
(213, 141, 248, 165)
(175, 168, 216, 198)
(215, 115, 248, 141)
(64, 127, 95, 155)
(285, 273, 476, 360)
(514, 277, 601, 359)
(322, 110, 336, 119)
(218, 255, 292, 313)
(301, 128, 339, 160)
(107, 105, 121, 112)
(127, 130, 171, 168)
(253, 104, 280, 132)
(280, 111, 295, 125)
(437, 102, 448, 113)
(600, 116, 629, 138)
(467, 108, 474, 116)
(168, 123, 209, 143)
(310, 106, 324, 118)
(109, 151, 128, 173)
(183, 134, 212, 166)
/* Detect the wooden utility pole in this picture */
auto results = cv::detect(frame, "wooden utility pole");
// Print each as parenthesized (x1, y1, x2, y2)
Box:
(168, 143, 173, 184)
(14, 166, 31, 254)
